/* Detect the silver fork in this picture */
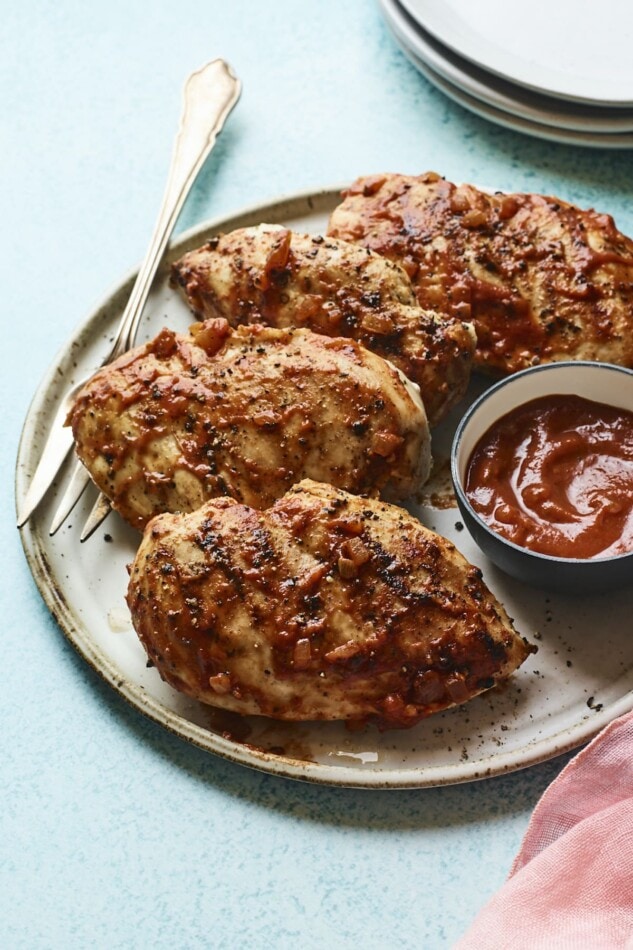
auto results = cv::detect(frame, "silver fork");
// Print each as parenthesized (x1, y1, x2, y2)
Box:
(17, 58, 241, 538)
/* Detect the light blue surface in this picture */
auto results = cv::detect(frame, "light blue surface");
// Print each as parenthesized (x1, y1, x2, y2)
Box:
(3, 2, 631, 947)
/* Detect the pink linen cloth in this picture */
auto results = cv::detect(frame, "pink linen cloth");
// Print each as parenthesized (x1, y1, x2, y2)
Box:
(455, 709, 633, 949)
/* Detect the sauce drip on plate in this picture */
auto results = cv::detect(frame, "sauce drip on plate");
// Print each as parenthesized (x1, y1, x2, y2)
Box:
(465, 394, 633, 559)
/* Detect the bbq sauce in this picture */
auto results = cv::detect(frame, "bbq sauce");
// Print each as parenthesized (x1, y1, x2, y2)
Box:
(465, 394, 633, 559)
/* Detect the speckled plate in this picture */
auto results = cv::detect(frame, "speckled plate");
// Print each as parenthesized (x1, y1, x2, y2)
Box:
(16, 187, 633, 788)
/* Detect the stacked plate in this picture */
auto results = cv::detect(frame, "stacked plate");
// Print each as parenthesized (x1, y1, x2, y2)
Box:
(379, 0, 633, 148)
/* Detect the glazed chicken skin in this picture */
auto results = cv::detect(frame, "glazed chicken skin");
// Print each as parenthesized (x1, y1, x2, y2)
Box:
(126, 480, 534, 729)
(170, 224, 476, 425)
(327, 172, 633, 376)
(68, 319, 431, 531)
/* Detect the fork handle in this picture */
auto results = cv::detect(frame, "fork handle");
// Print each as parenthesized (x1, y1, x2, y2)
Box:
(74, 63, 242, 541)
(108, 59, 241, 361)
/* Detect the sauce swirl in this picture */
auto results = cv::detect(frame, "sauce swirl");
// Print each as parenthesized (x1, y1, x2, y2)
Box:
(465, 394, 633, 559)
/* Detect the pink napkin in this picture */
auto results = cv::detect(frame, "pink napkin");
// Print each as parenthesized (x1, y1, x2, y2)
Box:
(455, 709, 633, 949)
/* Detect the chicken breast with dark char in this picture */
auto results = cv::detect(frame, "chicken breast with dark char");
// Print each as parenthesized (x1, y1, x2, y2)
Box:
(126, 479, 534, 728)
(68, 319, 431, 530)
(327, 172, 633, 376)
(170, 224, 476, 425)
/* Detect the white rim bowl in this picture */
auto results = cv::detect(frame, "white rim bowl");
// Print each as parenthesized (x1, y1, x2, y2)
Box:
(451, 362, 633, 593)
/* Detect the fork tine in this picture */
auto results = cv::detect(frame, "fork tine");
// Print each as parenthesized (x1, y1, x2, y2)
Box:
(80, 493, 112, 542)
(16, 411, 75, 528)
(49, 461, 92, 536)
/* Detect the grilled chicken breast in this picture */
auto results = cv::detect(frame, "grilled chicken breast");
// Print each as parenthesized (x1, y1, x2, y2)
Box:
(68, 319, 431, 530)
(170, 224, 476, 425)
(126, 480, 534, 728)
(327, 172, 633, 376)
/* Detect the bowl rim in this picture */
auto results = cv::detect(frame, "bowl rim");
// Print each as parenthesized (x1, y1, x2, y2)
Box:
(451, 360, 633, 568)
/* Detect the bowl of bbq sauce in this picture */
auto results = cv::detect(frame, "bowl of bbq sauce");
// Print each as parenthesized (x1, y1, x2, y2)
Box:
(451, 362, 633, 594)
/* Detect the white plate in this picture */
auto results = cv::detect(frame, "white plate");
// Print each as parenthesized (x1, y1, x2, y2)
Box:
(398, 0, 633, 106)
(16, 188, 633, 788)
(380, 0, 633, 133)
(394, 35, 633, 150)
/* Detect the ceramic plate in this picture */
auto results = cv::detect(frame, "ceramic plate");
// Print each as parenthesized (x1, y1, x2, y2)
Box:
(393, 34, 633, 150)
(398, 0, 633, 106)
(16, 188, 633, 788)
(380, 0, 633, 134)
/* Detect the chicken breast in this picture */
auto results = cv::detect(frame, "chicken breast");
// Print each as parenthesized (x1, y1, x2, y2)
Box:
(126, 479, 534, 728)
(170, 224, 476, 425)
(68, 319, 431, 530)
(327, 172, 633, 376)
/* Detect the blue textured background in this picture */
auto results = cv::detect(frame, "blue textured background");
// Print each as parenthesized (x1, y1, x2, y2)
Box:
(3, 2, 630, 947)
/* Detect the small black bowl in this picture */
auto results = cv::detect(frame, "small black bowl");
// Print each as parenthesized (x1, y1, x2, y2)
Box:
(451, 361, 633, 594)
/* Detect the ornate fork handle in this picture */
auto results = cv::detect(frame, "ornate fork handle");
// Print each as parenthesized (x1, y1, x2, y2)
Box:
(17, 59, 241, 532)
(108, 59, 241, 361)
